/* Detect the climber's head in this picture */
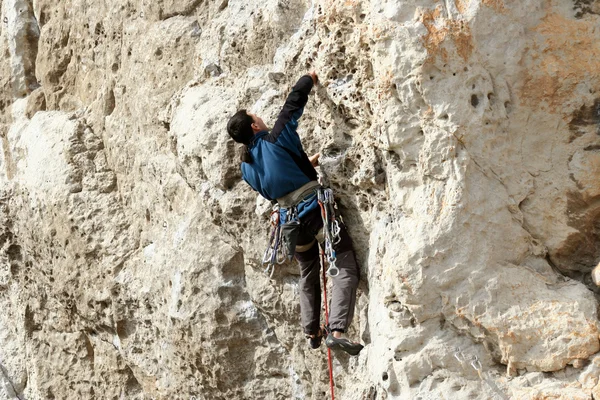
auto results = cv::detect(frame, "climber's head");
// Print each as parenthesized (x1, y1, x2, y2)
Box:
(227, 110, 267, 144)
(248, 113, 268, 133)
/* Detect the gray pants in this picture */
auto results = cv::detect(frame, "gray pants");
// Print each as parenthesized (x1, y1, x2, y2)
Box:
(295, 207, 360, 334)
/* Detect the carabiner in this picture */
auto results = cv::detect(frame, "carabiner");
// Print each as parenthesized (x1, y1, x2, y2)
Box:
(262, 247, 272, 264)
(327, 263, 339, 277)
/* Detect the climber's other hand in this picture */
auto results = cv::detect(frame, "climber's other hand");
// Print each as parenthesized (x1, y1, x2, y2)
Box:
(309, 152, 320, 167)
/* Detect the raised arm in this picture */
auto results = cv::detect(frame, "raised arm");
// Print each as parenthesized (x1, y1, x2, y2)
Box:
(266, 74, 316, 142)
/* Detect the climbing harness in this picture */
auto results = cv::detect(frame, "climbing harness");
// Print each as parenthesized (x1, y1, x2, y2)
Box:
(320, 247, 335, 400)
(317, 188, 341, 277)
(262, 205, 286, 277)
(454, 347, 507, 400)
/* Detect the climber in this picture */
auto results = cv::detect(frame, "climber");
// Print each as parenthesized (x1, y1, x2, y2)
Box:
(227, 72, 363, 356)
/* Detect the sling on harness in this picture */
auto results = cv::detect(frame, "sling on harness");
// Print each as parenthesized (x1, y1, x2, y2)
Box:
(317, 188, 341, 277)
(262, 205, 286, 277)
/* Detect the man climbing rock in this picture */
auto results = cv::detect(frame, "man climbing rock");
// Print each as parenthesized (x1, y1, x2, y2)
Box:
(227, 72, 363, 356)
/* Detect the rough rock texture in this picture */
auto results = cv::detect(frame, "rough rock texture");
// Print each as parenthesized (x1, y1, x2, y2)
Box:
(1, 0, 600, 399)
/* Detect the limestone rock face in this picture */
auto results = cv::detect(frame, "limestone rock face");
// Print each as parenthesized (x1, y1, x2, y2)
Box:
(1, 0, 599, 399)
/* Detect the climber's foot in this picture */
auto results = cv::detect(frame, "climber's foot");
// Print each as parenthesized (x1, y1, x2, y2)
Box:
(325, 334, 363, 356)
(306, 329, 324, 350)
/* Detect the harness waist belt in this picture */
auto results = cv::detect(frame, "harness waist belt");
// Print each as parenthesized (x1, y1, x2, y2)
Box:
(277, 181, 321, 208)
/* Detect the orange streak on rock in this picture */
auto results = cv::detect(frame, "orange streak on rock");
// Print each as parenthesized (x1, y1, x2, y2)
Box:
(578, 153, 600, 198)
(520, 13, 600, 112)
(482, 0, 506, 14)
(455, 0, 469, 14)
(421, 6, 473, 62)
(456, 0, 506, 15)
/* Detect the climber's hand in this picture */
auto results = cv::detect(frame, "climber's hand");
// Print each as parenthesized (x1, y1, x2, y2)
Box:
(309, 71, 318, 85)
(309, 152, 320, 167)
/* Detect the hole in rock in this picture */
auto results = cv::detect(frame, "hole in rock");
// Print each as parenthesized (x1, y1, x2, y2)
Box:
(105, 89, 116, 115)
(471, 94, 480, 107)
(218, 0, 229, 11)
(7, 244, 22, 261)
(382, 372, 389, 381)
(125, 368, 142, 394)
(10, 263, 19, 275)
(94, 22, 103, 36)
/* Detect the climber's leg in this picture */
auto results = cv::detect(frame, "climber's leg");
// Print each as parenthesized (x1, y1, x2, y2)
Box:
(327, 224, 360, 333)
(295, 232, 322, 337)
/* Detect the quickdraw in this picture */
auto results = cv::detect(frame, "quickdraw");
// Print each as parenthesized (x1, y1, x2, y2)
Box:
(454, 347, 508, 400)
(317, 188, 341, 277)
(262, 205, 286, 277)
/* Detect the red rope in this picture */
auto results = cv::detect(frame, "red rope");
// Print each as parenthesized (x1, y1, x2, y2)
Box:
(320, 247, 335, 400)
(317, 195, 335, 400)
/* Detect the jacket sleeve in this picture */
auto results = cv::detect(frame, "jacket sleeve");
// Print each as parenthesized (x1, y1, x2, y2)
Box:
(265, 75, 314, 144)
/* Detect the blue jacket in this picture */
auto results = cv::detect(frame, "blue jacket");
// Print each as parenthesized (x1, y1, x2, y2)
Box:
(241, 75, 319, 217)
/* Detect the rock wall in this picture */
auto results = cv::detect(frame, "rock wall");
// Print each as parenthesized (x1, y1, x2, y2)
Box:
(1, 0, 599, 399)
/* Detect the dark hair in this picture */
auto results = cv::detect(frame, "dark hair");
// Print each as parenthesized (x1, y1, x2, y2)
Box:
(227, 109, 254, 163)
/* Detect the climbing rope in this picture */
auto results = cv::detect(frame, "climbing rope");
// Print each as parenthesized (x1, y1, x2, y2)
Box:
(320, 247, 335, 400)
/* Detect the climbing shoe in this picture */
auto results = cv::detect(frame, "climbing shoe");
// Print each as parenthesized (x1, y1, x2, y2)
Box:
(325, 334, 364, 356)
(306, 329, 323, 350)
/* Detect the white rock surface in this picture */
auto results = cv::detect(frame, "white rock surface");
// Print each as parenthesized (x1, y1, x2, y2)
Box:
(0, 0, 599, 399)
